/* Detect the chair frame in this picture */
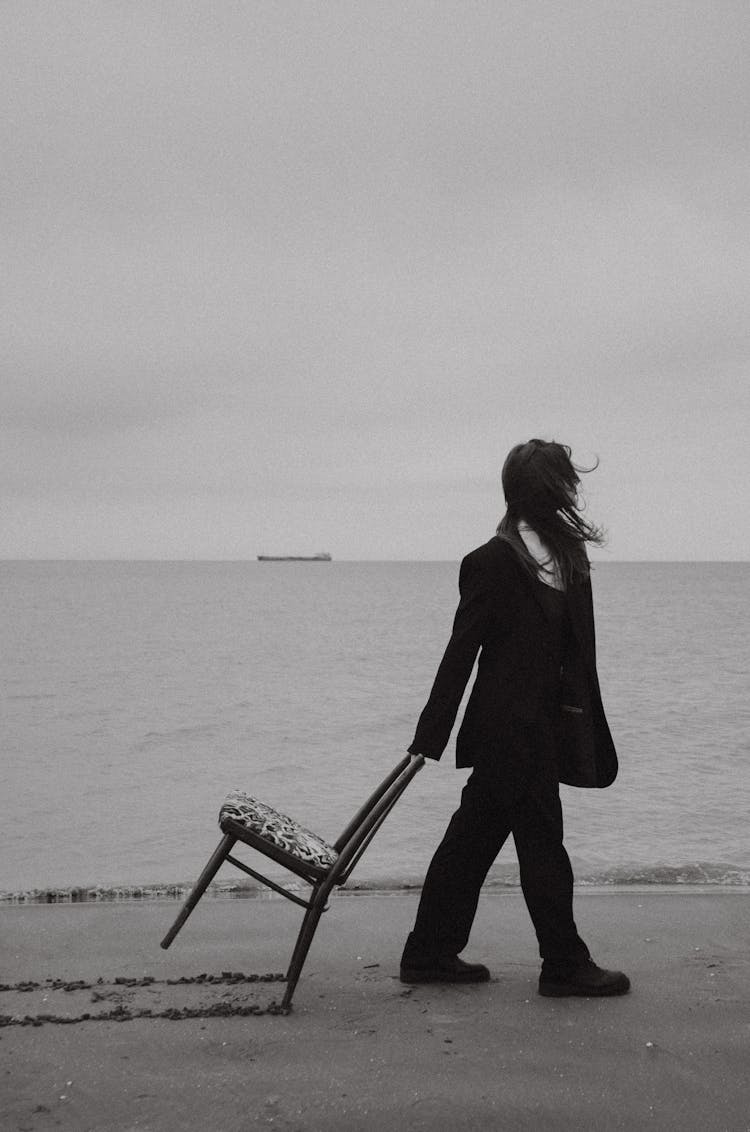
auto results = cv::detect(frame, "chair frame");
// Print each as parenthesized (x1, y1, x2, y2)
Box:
(160, 754, 425, 1009)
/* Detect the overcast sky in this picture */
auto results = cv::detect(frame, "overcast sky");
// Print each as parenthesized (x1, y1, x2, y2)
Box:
(3, 2, 749, 560)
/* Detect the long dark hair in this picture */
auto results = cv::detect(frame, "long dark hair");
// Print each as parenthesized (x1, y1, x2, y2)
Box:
(496, 439, 605, 584)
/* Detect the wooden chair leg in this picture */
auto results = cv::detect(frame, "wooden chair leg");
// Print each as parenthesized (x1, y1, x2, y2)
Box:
(160, 833, 235, 949)
(281, 885, 328, 1009)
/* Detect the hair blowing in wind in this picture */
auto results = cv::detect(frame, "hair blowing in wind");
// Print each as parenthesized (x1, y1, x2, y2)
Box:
(496, 439, 606, 584)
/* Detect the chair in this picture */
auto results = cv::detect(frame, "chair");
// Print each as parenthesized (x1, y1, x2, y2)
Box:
(160, 754, 425, 1009)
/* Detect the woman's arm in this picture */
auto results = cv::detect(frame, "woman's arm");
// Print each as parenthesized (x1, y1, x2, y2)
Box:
(408, 552, 492, 761)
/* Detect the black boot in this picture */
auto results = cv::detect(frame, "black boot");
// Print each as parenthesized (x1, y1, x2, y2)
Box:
(538, 957, 630, 997)
(398, 941, 493, 987)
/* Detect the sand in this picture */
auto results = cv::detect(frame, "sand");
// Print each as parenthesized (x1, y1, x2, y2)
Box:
(1, 889, 748, 1131)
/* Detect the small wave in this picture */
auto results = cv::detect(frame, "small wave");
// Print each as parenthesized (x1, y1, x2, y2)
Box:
(133, 723, 220, 750)
(574, 862, 750, 888)
(0, 879, 286, 905)
(254, 764, 310, 777)
(3, 862, 750, 904)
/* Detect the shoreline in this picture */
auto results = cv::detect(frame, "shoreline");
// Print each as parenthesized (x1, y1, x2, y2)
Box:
(3, 875, 750, 905)
(5, 855, 750, 906)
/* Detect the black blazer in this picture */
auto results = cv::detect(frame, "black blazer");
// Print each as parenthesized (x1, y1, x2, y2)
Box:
(408, 536, 618, 790)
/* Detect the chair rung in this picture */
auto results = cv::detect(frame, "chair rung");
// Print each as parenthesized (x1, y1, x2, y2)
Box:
(225, 853, 314, 909)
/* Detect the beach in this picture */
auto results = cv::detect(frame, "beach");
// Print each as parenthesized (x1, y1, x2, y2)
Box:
(2, 889, 748, 1131)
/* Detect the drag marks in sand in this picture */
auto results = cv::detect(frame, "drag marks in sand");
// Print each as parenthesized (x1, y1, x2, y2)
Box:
(0, 971, 289, 1026)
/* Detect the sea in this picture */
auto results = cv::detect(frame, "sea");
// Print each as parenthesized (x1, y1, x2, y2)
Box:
(2, 559, 749, 902)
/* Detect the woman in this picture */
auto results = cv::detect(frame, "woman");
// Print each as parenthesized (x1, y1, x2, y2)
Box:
(400, 439, 629, 997)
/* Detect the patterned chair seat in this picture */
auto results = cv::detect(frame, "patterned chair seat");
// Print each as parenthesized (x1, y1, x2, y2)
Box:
(219, 791, 339, 871)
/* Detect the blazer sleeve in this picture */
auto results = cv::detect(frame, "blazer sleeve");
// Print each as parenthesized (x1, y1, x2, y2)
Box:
(408, 551, 492, 761)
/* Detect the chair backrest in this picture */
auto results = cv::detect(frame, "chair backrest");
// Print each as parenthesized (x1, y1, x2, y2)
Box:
(329, 755, 425, 887)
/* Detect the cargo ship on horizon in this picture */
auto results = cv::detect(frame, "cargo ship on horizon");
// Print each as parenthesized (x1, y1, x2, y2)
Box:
(257, 551, 332, 562)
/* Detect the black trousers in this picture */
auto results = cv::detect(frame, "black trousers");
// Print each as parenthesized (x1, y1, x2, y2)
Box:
(402, 762, 590, 969)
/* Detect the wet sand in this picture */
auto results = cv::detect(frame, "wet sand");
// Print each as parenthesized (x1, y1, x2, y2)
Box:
(1, 890, 748, 1130)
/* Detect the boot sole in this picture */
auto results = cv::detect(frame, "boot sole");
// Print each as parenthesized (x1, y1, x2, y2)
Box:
(400, 969, 490, 985)
(538, 979, 630, 997)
